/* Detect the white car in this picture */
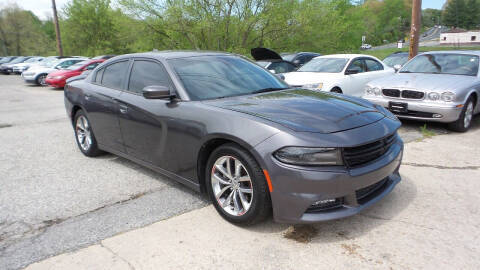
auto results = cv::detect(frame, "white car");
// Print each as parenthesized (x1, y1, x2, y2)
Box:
(12, 57, 45, 74)
(283, 54, 394, 97)
(361, 44, 372, 50)
(22, 58, 87, 86)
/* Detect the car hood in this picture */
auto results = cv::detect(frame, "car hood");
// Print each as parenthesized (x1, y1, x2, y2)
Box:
(204, 89, 386, 133)
(251, 47, 282, 61)
(283, 72, 345, 86)
(26, 67, 55, 74)
(369, 73, 478, 92)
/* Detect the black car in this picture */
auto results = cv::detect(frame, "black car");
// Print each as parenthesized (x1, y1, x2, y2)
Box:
(0, 56, 18, 64)
(0, 56, 31, 74)
(64, 51, 403, 225)
(251, 48, 298, 74)
(281, 52, 321, 67)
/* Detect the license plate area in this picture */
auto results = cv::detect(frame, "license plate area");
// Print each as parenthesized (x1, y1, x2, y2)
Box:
(388, 102, 408, 113)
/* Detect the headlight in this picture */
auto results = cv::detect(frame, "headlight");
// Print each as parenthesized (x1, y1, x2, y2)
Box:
(274, 147, 343, 166)
(441, 92, 455, 102)
(427, 92, 440, 101)
(365, 86, 381, 95)
(53, 76, 65, 80)
(303, 83, 323, 90)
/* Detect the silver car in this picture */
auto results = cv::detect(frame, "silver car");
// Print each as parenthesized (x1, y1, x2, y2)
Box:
(364, 51, 480, 132)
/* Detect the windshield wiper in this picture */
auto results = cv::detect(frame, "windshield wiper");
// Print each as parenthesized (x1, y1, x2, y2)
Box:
(251, 87, 288, 94)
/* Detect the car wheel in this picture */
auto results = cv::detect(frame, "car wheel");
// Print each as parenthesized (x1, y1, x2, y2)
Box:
(206, 143, 271, 225)
(36, 74, 48, 86)
(331, 87, 343, 94)
(74, 110, 104, 157)
(448, 96, 475, 132)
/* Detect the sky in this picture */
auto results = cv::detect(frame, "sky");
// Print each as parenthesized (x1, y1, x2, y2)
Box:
(9, 0, 448, 20)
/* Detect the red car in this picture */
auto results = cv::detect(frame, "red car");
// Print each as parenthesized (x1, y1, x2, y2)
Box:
(45, 59, 105, 88)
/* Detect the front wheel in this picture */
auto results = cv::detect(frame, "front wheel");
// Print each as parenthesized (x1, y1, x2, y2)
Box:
(74, 110, 104, 157)
(448, 97, 475, 132)
(36, 74, 48, 86)
(206, 143, 271, 225)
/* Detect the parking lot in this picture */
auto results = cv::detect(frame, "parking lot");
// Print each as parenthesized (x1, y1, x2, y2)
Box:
(1, 75, 480, 269)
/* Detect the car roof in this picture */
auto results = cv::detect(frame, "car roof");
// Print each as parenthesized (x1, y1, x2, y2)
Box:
(420, 50, 480, 56)
(316, 54, 377, 59)
(111, 51, 235, 61)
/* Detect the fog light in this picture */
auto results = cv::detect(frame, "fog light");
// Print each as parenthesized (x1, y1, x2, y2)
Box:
(432, 113, 442, 118)
(312, 199, 336, 206)
(306, 198, 344, 213)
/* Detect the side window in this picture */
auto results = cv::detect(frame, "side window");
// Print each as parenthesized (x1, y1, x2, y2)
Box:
(94, 68, 104, 84)
(128, 60, 171, 94)
(101, 61, 129, 89)
(365, 59, 384, 71)
(295, 55, 307, 65)
(85, 63, 100, 70)
(348, 59, 366, 73)
(268, 61, 296, 74)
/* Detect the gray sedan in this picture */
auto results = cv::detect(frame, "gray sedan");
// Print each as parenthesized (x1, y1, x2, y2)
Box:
(364, 51, 480, 132)
(64, 51, 403, 224)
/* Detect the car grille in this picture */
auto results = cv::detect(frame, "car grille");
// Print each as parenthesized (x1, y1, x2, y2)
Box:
(343, 133, 397, 167)
(401, 90, 424, 99)
(382, 89, 400, 97)
(382, 88, 424, 100)
(356, 178, 389, 204)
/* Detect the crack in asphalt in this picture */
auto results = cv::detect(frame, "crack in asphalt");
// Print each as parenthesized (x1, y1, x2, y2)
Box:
(100, 243, 136, 270)
(402, 162, 480, 170)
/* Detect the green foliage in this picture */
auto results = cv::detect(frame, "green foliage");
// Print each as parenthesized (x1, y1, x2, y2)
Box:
(442, 0, 480, 29)
(422, 8, 442, 28)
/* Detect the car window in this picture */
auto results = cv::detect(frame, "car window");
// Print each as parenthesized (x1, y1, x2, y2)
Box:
(365, 59, 384, 71)
(85, 62, 100, 70)
(348, 59, 366, 73)
(94, 68, 105, 84)
(295, 55, 307, 65)
(400, 53, 479, 76)
(101, 61, 129, 89)
(298, 58, 348, 73)
(267, 61, 296, 73)
(383, 54, 409, 67)
(128, 60, 171, 94)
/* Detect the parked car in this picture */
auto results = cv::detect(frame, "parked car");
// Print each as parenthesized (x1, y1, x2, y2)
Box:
(46, 59, 105, 88)
(12, 56, 44, 74)
(363, 51, 480, 132)
(283, 54, 394, 96)
(0, 56, 32, 74)
(280, 52, 321, 67)
(383, 52, 410, 70)
(361, 44, 372, 50)
(0, 56, 18, 65)
(64, 51, 403, 225)
(22, 58, 87, 85)
(251, 47, 297, 74)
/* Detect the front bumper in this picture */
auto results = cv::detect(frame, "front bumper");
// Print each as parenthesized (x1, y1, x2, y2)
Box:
(45, 78, 66, 88)
(0, 67, 12, 74)
(22, 73, 37, 84)
(364, 96, 462, 123)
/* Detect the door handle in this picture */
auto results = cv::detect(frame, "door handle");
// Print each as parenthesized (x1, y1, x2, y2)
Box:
(119, 104, 128, 114)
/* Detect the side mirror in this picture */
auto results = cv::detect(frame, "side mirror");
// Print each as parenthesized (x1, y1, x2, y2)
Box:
(393, 64, 402, 72)
(142, 85, 174, 99)
(345, 69, 360, 75)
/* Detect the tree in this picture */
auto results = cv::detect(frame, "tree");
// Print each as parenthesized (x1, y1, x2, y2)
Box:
(422, 8, 442, 28)
(443, 0, 467, 28)
(464, 0, 479, 29)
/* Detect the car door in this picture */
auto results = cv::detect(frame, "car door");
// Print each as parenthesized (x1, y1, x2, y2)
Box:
(343, 58, 371, 96)
(115, 58, 177, 165)
(84, 60, 130, 152)
(364, 58, 390, 82)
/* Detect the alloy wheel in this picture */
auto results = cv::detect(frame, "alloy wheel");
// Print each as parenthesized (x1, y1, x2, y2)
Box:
(39, 75, 47, 86)
(75, 115, 92, 151)
(211, 156, 253, 216)
(464, 101, 474, 128)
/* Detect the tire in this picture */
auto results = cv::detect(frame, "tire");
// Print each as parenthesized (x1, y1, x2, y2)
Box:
(205, 143, 271, 225)
(36, 74, 47, 86)
(448, 96, 475, 132)
(73, 110, 104, 157)
(331, 87, 343, 94)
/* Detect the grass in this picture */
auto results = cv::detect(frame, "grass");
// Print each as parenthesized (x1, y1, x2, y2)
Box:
(355, 46, 480, 60)
(420, 124, 436, 138)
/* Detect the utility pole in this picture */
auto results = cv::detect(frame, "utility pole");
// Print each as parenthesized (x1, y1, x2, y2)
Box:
(51, 0, 63, 56)
(409, 0, 422, 59)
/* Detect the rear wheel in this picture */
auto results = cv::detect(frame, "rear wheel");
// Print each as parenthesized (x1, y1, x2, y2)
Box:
(74, 110, 104, 157)
(448, 96, 475, 132)
(36, 74, 47, 86)
(206, 143, 271, 225)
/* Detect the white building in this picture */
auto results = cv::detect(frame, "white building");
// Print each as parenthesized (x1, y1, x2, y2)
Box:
(440, 30, 480, 46)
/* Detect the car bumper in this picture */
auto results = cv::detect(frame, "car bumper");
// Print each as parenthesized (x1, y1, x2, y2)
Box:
(0, 67, 12, 73)
(22, 73, 37, 83)
(46, 78, 66, 88)
(254, 119, 403, 224)
(364, 96, 462, 123)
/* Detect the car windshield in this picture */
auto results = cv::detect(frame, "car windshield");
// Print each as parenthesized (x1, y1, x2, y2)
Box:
(39, 58, 58, 67)
(168, 56, 288, 101)
(255, 61, 270, 67)
(66, 60, 89, 70)
(383, 54, 409, 67)
(297, 58, 349, 73)
(9, 57, 27, 64)
(281, 54, 295, 62)
(25, 57, 40, 63)
(400, 53, 479, 76)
